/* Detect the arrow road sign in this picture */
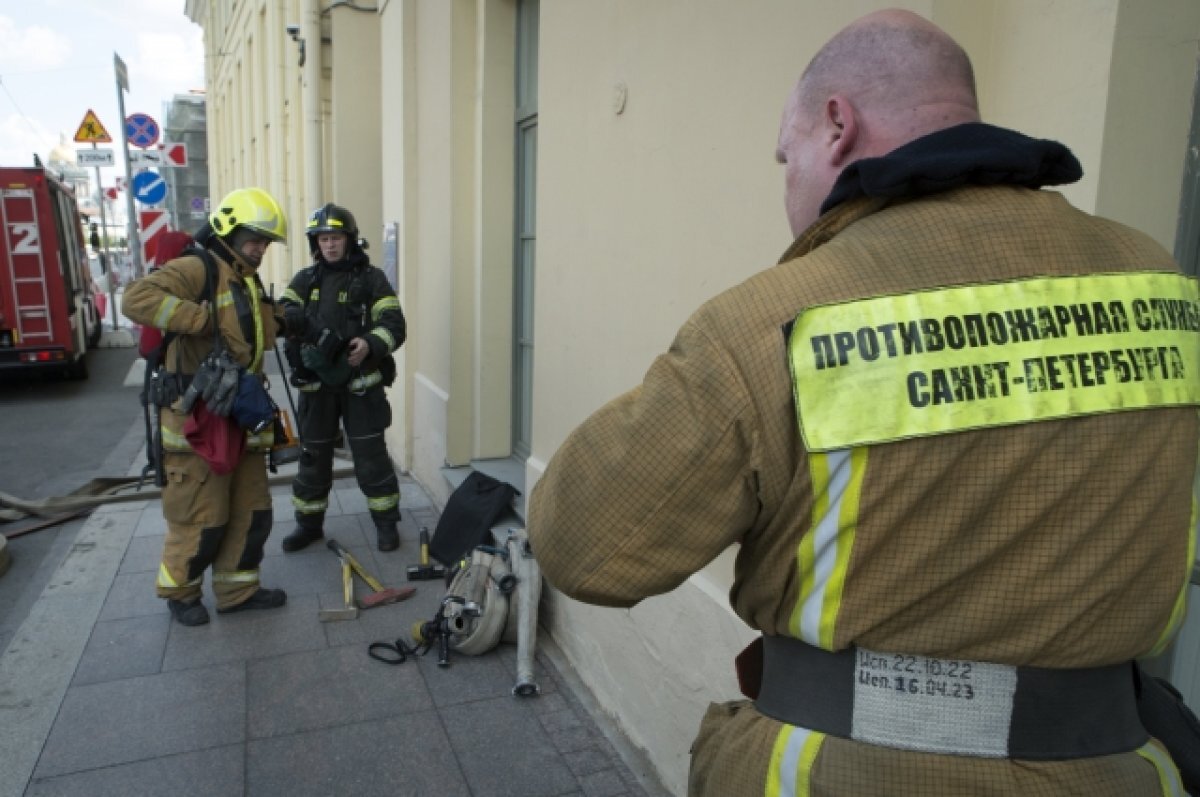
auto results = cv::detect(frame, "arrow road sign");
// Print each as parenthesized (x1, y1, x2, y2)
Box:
(125, 113, 160, 149)
(162, 143, 188, 167)
(131, 171, 167, 206)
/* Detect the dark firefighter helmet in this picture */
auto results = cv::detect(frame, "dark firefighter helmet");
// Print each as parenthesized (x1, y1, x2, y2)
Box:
(306, 203, 360, 257)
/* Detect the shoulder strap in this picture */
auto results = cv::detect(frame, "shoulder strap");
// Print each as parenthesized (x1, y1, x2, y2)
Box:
(146, 248, 220, 369)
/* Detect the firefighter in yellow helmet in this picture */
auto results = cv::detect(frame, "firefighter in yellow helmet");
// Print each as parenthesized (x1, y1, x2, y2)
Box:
(122, 187, 294, 626)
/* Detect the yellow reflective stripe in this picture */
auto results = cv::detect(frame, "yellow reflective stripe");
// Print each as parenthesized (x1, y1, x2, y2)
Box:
(247, 429, 274, 448)
(765, 725, 823, 797)
(157, 563, 202, 589)
(212, 570, 260, 584)
(153, 295, 182, 328)
(789, 273, 1200, 451)
(348, 371, 383, 392)
(369, 328, 396, 351)
(293, 497, 328, 514)
(299, 382, 321, 393)
(1137, 740, 1184, 796)
(162, 425, 191, 451)
(790, 447, 865, 648)
(281, 287, 304, 304)
(371, 296, 400, 321)
(311, 287, 321, 301)
(367, 494, 399, 512)
(214, 289, 234, 310)
(1150, 434, 1200, 656)
(247, 277, 264, 373)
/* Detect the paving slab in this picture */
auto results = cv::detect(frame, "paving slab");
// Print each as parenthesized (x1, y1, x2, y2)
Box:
(25, 744, 244, 797)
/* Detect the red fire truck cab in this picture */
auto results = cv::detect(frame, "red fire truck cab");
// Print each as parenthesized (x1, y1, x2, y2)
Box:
(0, 166, 102, 379)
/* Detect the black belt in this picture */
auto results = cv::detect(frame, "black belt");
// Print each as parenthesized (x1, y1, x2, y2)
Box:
(753, 635, 1147, 760)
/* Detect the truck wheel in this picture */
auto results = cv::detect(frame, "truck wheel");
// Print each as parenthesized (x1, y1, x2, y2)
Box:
(67, 353, 89, 380)
(87, 301, 102, 348)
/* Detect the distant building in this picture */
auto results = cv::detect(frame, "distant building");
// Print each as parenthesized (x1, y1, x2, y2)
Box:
(160, 92, 209, 235)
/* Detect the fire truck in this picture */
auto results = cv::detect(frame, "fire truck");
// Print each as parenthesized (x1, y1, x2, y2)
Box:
(0, 165, 102, 379)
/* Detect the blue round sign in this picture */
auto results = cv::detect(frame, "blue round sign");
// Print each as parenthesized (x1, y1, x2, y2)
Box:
(125, 113, 160, 149)
(131, 170, 167, 205)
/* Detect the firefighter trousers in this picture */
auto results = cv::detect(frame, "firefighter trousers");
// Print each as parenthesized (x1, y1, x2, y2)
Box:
(292, 385, 400, 529)
(157, 449, 273, 610)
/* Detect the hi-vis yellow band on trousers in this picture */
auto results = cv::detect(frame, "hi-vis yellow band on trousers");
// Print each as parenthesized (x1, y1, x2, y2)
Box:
(765, 725, 825, 797)
(788, 272, 1200, 451)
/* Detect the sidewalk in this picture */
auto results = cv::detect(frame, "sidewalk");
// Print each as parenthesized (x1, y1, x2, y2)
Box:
(0, 355, 668, 797)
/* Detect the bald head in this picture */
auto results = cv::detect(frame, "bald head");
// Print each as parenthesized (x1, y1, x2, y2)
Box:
(796, 10, 977, 127)
(776, 10, 981, 235)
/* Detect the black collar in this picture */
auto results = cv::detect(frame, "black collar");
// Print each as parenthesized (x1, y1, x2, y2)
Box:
(820, 122, 1083, 215)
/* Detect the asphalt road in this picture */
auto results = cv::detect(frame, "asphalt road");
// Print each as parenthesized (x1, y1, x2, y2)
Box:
(0, 343, 145, 658)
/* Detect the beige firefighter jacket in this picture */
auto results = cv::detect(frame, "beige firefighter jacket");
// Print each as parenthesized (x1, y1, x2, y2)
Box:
(528, 186, 1198, 795)
(122, 246, 285, 452)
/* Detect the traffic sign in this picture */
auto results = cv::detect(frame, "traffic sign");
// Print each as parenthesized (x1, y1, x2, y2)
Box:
(77, 149, 114, 167)
(129, 149, 165, 168)
(162, 143, 188, 167)
(73, 109, 112, 143)
(131, 171, 167, 206)
(125, 113, 160, 149)
(140, 210, 169, 268)
(104, 186, 120, 201)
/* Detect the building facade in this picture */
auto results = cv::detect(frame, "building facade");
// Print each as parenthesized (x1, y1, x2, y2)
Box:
(185, 1, 1200, 792)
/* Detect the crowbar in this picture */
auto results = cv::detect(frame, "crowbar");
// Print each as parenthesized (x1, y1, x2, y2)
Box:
(327, 539, 415, 609)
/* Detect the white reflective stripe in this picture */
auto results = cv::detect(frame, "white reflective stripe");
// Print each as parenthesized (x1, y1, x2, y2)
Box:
(1137, 741, 1184, 797)
(154, 296, 181, 328)
(766, 725, 823, 797)
(799, 449, 850, 645)
(212, 570, 259, 584)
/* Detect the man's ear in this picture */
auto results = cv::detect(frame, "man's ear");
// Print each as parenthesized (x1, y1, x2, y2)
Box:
(825, 95, 859, 167)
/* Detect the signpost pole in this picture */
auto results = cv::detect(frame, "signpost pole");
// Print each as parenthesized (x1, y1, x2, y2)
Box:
(92, 143, 118, 330)
(114, 52, 142, 280)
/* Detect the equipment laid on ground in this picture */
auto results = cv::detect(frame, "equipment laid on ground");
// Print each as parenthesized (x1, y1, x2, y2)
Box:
(319, 556, 358, 622)
(0, 165, 103, 380)
(428, 471, 520, 567)
(326, 538, 415, 610)
(407, 527, 446, 581)
(403, 528, 544, 695)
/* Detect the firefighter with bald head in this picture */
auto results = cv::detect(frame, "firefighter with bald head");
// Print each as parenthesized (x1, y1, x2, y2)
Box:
(122, 187, 292, 627)
(278, 203, 407, 553)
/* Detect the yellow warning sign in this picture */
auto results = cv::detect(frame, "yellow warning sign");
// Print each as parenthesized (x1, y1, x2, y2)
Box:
(73, 109, 112, 143)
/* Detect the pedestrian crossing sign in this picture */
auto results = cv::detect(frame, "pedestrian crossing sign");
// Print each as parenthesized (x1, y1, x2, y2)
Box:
(73, 109, 112, 143)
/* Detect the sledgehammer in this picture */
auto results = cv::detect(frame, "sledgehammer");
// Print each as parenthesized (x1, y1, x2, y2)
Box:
(407, 527, 446, 581)
(326, 539, 416, 609)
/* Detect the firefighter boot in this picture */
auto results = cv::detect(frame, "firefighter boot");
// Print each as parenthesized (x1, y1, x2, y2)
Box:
(281, 524, 324, 552)
(168, 597, 211, 627)
(376, 520, 400, 552)
(217, 587, 288, 614)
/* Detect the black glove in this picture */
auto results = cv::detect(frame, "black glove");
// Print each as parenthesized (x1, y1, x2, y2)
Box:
(283, 306, 307, 339)
(179, 356, 221, 413)
(206, 351, 242, 417)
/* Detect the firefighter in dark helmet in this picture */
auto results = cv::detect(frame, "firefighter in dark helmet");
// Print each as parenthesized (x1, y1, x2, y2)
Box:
(122, 187, 291, 627)
(278, 203, 407, 552)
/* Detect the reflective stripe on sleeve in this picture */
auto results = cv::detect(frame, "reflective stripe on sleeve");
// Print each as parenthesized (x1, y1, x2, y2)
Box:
(1137, 740, 1185, 797)
(153, 296, 183, 328)
(371, 296, 401, 321)
(790, 447, 866, 649)
(368, 328, 396, 352)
